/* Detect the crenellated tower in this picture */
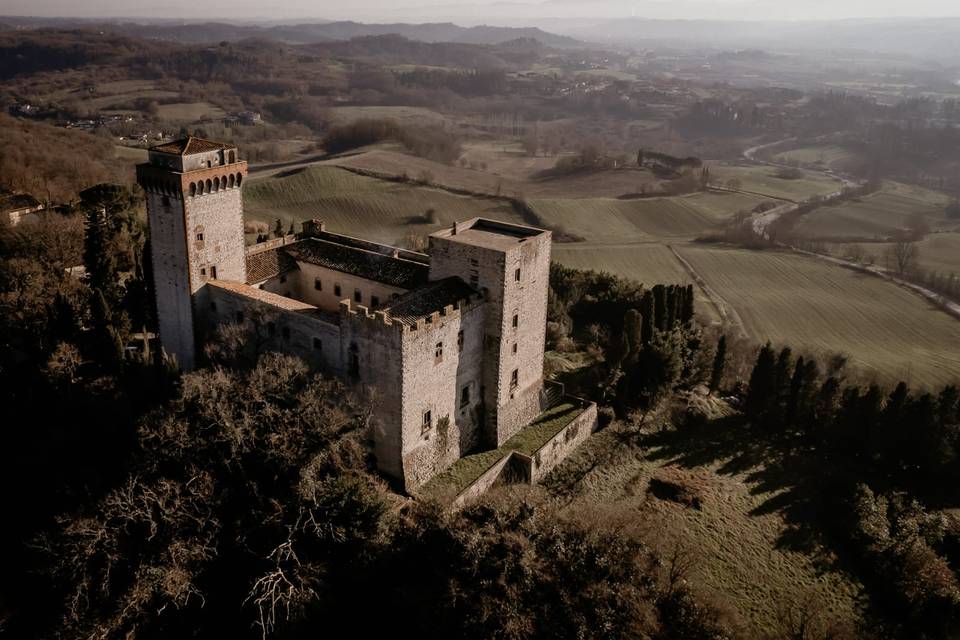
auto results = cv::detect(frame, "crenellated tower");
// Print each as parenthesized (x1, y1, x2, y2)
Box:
(136, 137, 248, 370)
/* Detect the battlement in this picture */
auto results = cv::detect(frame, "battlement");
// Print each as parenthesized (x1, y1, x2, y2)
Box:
(339, 286, 484, 335)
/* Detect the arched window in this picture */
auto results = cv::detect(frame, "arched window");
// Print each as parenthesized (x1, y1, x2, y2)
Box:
(206, 179, 213, 193)
(189, 182, 197, 197)
(213, 177, 220, 191)
(197, 181, 204, 195)
(236, 174, 243, 187)
(228, 174, 235, 188)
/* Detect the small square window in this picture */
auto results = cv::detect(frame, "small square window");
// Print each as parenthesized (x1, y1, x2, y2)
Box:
(314, 278, 322, 291)
(334, 284, 342, 297)
(200, 267, 206, 276)
(510, 369, 519, 389)
(196, 233, 204, 242)
(515, 267, 521, 282)
(281, 326, 290, 340)
(512, 314, 519, 329)
(236, 311, 244, 323)
(313, 337, 322, 351)
(354, 289, 362, 303)
(457, 330, 464, 352)
(422, 410, 432, 436)
(461, 385, 470, 408)
(371, 295, 380, 307)
(435, 342, 444, 362)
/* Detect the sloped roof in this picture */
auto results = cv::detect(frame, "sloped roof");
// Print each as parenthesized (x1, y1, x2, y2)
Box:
(382, 277, 479, 324)
(151, 136, 232, 156)
(283, 238, 429, 289)
(245, 246, 299, 284)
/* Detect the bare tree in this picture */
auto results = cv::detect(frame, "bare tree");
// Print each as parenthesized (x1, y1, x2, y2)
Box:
(887, 239, 919, 275)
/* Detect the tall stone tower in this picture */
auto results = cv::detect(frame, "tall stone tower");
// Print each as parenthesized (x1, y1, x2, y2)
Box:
(136, 137, 248, 370)
(429, 218, 552, 446)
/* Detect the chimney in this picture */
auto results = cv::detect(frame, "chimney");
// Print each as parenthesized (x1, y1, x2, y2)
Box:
(301, 219, 326, 237)
(451, 221, 457, 236)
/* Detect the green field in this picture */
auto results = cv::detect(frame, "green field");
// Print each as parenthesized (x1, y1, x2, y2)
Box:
(711, 164, 844, 201)
(676, 244, 960, 387)
(773, 144, 861, 170)
(831, 231, 960, 275)
(795, 182, 953, 239)
(552, 242, 693, 285)
(244, 165, 520, 245)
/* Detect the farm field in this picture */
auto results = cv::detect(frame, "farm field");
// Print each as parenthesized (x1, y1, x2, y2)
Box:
(710, 164, 844, 201)
(829, 231, 960, 274)
(326, 105, 450, 127)
(155, 101, 226, 122)
(540, 412, 866, 637)
(773, 144, 861, 171)
(676, 244, 960, 387)
(795, 182, 953, 239)
(243, 165, 521, 246)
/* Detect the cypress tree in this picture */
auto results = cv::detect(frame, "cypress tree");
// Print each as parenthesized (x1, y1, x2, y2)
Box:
(640, 291, 655, 344)
(681, 284, 695, 325)
(653, 285, 667, 331)
(746, 343, 776, 421)
(709, 335, 726, 392)
(623, 309, 643, 363)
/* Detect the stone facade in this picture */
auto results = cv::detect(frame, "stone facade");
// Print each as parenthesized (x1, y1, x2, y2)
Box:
(139, 137, 575, 492)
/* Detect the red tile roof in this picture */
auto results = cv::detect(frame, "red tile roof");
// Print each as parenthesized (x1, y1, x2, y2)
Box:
(283, 238, 429, 289)
(245, 246, 298, 284)
(151, 136, 233, 156)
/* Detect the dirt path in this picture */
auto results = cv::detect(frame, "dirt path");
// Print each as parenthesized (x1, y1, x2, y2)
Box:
(667, 244, 749, 338)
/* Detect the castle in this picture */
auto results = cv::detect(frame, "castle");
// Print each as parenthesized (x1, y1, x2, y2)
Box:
(137, 137, 579, 491)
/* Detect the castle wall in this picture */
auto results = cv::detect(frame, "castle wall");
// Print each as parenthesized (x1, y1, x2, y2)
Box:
(294, 263, 407, 313)
(205, 281, 342, 371)
(184, 186, 247, 296)
(398, 302, 486, 490)
(528, 402, 598, 483)
(145, 190, 195, 370)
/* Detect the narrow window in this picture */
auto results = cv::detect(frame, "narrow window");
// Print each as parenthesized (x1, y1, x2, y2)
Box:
(421, 409, 432, 436)
(196, 232, 204, 242)
(314, 278, 322, 291)
(354, 289, 362, 303)
(210, 265, 218, 280)
(236, 311, 244, 323)
(512, 313, 519, 329)
(334, 283, 342, 297)
(313, 337, 322, 351)
(512, 343, 518, 355)
(510, 369, 519, 389)
(371, 295, 380, 307)
(281, 326, 290, 341)
(515, 267, 521, 282)
(435, 342, 443, 363)
(457, 330, 464, 352)
(461, 385, 470, 408)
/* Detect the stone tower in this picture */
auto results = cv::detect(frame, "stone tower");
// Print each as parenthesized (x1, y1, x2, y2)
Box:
(136, 137, 248, 370)
(428, 218, 552, 446)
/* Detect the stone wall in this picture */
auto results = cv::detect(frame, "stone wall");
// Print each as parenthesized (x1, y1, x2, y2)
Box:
(528, 401, 598, 483)
(398, 301, 486, 491)
(450, 453, 514, 510)
(184, 184, 247, 296)
(295, 262, 408, 313)
(145, 190, 195, 370)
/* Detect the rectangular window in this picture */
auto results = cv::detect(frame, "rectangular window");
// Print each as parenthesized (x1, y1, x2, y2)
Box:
(196, 233, 204, 242)
(371, 295, 380, 307)
(461, 385, 470, 408)
(421, 410, 432, 436)
(512, 314, 519, 329)
(236, 311, 244, 324)
(354, 289, 362, 303)
(313, 337, 322, 351)
(281, 326, 290, 341)
(512, 343, 518, 355)
(200, 267, 206, 277)
(334, 283, 342, 297)
(210, 265, 218, 280)
(435, 342, 443, 363)
(457, 330, 464, 352)
(314, 278, 322, 291)
(510, 369, 519, 389)
(515, 267, 521, 282)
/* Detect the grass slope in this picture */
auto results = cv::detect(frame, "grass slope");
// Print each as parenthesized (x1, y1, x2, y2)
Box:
(243, 165, 521, 245)
(677, 244, 960, 387)
(711, 164, 844, 201)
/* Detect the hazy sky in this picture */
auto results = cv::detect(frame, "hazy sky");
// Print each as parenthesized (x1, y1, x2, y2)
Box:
(5, 0, 960, 22)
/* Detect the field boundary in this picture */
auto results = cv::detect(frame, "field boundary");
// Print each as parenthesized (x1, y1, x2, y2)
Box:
(668, 244, 748, 337)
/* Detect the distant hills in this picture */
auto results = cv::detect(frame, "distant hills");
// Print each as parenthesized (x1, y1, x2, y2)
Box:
(0, 18, 582, 48)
